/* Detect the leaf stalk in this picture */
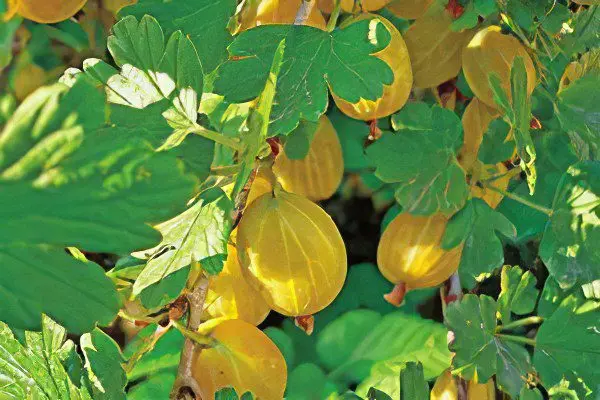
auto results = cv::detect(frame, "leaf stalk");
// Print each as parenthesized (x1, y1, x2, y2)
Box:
(496, 316, 544, 332)
(189, 125, 243, 152)
(496, 333, 537, 346)
(484, 182, 553, 216)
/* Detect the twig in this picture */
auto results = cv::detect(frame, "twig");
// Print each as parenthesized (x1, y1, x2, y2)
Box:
(294, 0, 316, 25)
(170, 276, 210, 400)
(484, 183, 553, 216)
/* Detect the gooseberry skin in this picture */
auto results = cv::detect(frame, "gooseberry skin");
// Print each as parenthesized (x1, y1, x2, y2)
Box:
(238, 0, 326, 31)
(460, 97, 500, 170)
(317, 0, 392, 13)
(192, 319, 287, 400)
(387, 0, 433, 20)
(377, 213, 463, 288)
(236, 190, 347, 316)
(430, 370, 495, 400)
(203, 244, 271, 326)
(15, 0, 87, 23)
(331, 14, 413, 121)
(404, 8, 474, 89)
(430, 370, 458, 400)
(462, 26, 536, 109)
(273, 116, 343, 201)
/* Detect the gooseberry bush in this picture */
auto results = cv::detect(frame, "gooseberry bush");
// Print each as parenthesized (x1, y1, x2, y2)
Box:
(0, 0, 599, 399)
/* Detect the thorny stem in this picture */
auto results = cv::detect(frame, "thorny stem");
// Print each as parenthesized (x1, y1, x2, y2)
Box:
(484, 182, 553, 216)
(496, 316, 544, 332)
(326, 0, 342, 32)
(294, 0, 316, 25)
(189, 124, 243, 152)
(496, 334, 537, 347)
(170, 276, 210, 400)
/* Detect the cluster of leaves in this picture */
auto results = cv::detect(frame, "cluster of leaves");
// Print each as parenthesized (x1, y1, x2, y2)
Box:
(0, 0, 599, 399)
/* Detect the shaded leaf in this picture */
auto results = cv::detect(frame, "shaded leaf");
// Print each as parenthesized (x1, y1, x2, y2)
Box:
(367, 105, 467, 215)
(400, 362, 428, 400)
(540, 161, 600, 288)
(498, 265, 539, 323)
(534, 295, 600, 398)
(442, 199, 516, 288)
(445, 294, 532, 397)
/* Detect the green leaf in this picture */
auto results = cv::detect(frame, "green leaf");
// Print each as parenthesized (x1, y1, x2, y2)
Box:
(283, 119, 319, 160)
(0, 245, 120, 334)
(537, 276, 586, 319)
(127, 371, 176, 400)
(0, 79, 196, 253)
(231, 39, 285, 201)
(107, 15, 203, 130)
(138, 266, 190, 309)
(329, 109, 372, 172)
(498, 265, 539, 322)
(317, 310, 451, 387)
(367, 387, 393, 400)
(214, 20, 394, 136)
(0, 315, 93, 400)
(478, 118, 514, 164)
(442, 199, 516, 288)
(557, 74, 600, 159)
(0, 17, 20, 69)
(534, 295, 600, 398)
(367, 106, 468, 215)
(125, 327, 183, 381)
(286, 363, 338, 400)
(119, 0, 237, 74)
(539, 161, 600, 288)
(445, 294, 532, 397)
(520, 387, 544, 400)
(264, 327, 295, 368)
(133, 187, 233, 296)
(512, 57, 536, 194)
(563, 6, 600, 54)
(400, 362, 428, 400)
(80, 329, 126, 400)
(498, 131, 578, 244)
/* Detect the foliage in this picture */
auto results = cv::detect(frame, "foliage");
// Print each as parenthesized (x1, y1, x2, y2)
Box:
(1, 0, 599, 399)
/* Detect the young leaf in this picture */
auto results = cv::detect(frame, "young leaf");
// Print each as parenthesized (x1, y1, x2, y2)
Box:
(539, 161, 600, 288)
(0, 315, 93, 399)
(80, 329, 127, 400)
(119, 0, 237, 74)
(445, 294, 532, 397)
(442, 199, 517, 288)
(214, 20, 395, 136)
(107, 15, 203, 129)
(498, 265, 539, 323)
(132, 187, 233, 296)
(533, 295, 600, 397)
(367, 106, 468, 215)
(488, 57, 537, 194)
(400, 362, 429, 400)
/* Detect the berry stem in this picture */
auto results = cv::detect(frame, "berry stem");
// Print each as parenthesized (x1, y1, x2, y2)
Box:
(189, 124, 243, 152)
(326, 0, 342, 32)
(496, 316, 544, 332)
(496, 333, 537, 347)
(170, 276, 210, 400)
(483, 182, 553, 216)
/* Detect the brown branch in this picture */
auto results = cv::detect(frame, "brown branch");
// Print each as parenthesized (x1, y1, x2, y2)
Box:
(170, 276, 209, 400)
(294, 0, 316, 25)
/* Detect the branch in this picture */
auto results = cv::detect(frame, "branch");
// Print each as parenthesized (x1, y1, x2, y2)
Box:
(294, 0, 316, 25)
(170, 276, 210, 400)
